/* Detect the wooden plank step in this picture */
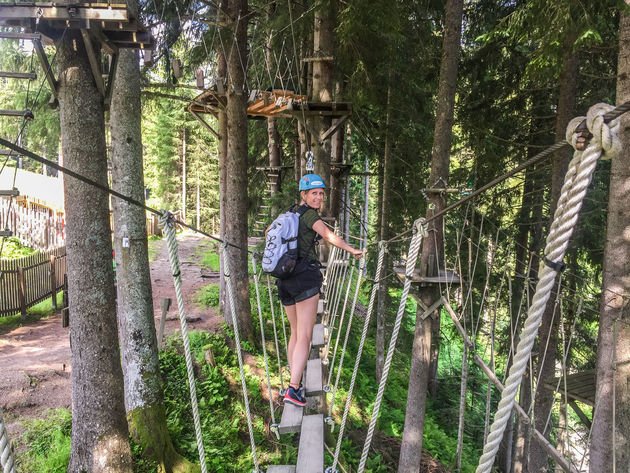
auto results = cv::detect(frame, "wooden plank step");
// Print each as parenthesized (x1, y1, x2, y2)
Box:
(0, 188, 19, 196)
(296, 414, 324, 473)
(305, 358, 323, 396)
(266, 466, 296, 473)
(0, 109, 27, 117)
(317, 298, 324, 314)
(278, 403, 303, 434)
(312, 324, 326, 349)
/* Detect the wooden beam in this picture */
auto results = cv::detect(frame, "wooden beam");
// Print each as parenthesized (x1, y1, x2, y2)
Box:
(33, 39, 58, 100)
(0, 110, 26, 117)
(103, 51, 119, 110)
(0, 189, 19, 197)
(302, 56, 334, 62)
(320, 114, 349, 142)
(0, 3, 129, 22)
(89, 27, 119, 55)
(0, 150, 21, 156)
(189, 109, 220, 140)
(441, 298, 580, 473)
(0, 32, 41, 41)
(81, 30, 105, 96)
(0, 71, 36, 80)
(568, 400, 592, 429)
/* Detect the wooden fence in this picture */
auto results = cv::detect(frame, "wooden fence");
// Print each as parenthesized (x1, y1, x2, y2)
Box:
(0, 197, 65, 251)
(0, 246, 67, 317)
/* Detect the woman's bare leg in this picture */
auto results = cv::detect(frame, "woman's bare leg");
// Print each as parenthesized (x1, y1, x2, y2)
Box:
(289, 293, 319, 387)
(284, 304, 297, 373)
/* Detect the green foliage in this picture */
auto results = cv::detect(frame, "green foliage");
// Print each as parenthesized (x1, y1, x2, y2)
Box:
(0, 237, 38, 259)
(197, 283, 220, 309)
(18, 409, 71, 473)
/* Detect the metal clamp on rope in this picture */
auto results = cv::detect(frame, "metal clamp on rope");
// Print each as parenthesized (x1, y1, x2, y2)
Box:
(414, 218, 428, 238)
(321, 358, 329, 366)
(325, 468, 339, 473)
(270, 423, 280, 440)
(323, 384, 332, 393)
(543, 255, 566, 273)
(324, 416, 335, 433)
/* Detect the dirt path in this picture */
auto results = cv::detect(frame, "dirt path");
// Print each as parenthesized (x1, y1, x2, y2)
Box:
(0, 233, 222, 439)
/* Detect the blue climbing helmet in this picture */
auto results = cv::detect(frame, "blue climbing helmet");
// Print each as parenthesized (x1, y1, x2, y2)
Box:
(299, 173, 326, 191)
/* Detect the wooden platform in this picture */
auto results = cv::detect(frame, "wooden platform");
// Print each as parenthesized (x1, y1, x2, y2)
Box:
(278, 403, 303, 434)
(312, 323, 326, 349)
(544, 369, 596, 406)
(0, 2, 153, 49)
(394, 267, 461, 286)
(189, 87, 352, 119)
(296, 414, 324, 473)
(305, 359, 323, 396)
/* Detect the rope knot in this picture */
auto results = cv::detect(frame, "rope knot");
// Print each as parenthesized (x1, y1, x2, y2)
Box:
(158, 209, 174, 229)
(413, 218, 428, 238)
(566, 103, 621, 159)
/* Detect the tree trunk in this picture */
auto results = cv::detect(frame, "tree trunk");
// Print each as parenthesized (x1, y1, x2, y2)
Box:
(59, 30, 132, 473)
(111, 45, 199, 473)
(397, 0, 463, 471)
(266, 30, 282, 197)
(225, 0, 253, 340)
(182, 127, 187, 223)
(311, 0, 334, 217)
(527, 37, 577, 473)
(589, 10, 630, 470)
(376, 82, 393, 382)
(329, 80, 345, 221)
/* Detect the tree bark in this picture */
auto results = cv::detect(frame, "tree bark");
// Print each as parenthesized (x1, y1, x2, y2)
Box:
(59, 30, 132, 473)
(589, 9, 630, 470)
(527, 36, 577, 473)
(111, 45, 199, 473)
(311, 0, 335, 218)
(224, 0, 253, 339)
(397, 0, 463, 471)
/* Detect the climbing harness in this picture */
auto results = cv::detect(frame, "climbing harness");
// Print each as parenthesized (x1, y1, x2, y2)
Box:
(159, 212, 208, 473)
(357, 218, 427, 473)
(221, 243, 262, 473)
(475, 103, 621, 473)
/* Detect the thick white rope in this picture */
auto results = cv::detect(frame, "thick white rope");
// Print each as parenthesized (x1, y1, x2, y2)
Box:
(357, 219, 427, 473)
(0, 410, 16, 473)
(328, 257, 364, 417)
(265, 274, 285, 391)
(327, 261, 356, 386)
(327, 243, 386, 473)
(221, 243, 261, 472)
(159, 213, 208, 473)
(250, 255, 277, 435)
(475, 103, 621, 473)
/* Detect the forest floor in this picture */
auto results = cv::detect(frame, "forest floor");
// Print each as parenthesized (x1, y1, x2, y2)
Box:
(0, 233, 222, 443)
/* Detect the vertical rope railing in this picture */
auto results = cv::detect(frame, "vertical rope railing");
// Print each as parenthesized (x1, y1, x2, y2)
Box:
(159, 212, 208, 473)
(251, 254, 278, 438)
(475, 103, 621, 473)
(266, 274, 285, 392)
(357, 219, 427, 473)
(222, 243, 261, 472)
(327, 261, 356, 386)
(326, 243, 386, 473)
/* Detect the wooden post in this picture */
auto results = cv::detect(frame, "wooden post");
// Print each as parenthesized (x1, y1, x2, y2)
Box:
(50, 254, 57, 310)
(17, 266, 26, 319)
(62, 273, 69, 327)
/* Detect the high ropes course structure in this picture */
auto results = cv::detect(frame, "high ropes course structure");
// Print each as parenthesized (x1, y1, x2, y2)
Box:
(0, 2, 629, 472)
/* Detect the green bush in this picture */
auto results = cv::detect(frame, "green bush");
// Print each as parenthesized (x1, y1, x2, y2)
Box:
(197, 284, 220, 309)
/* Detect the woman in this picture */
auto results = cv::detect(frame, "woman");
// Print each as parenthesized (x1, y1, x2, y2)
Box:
(277, 173, 363, 407)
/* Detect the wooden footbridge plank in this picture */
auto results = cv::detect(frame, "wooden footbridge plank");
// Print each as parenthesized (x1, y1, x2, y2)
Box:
(305, 359, 323, 396)
(266, 466, 296, 473)
(278, 403, 303, 434)
(312, 323, 326, 348)
(296, 414, 324, 473)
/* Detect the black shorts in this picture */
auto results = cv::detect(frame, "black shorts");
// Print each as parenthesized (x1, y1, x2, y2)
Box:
(276, 259, 323, 306)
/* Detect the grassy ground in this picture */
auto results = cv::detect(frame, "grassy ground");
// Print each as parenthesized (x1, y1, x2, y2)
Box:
(0, 293, 63, 335)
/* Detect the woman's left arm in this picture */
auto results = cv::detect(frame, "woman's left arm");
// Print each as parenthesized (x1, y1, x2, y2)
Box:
(312, 220, 363, 258)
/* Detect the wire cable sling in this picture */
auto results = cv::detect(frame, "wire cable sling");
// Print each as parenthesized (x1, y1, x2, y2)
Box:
(159, 212, 208, 473)
(327, 243, 386, 473)
(0, 409, 15, 473)
(475, 103, 621, 473)
(251, 255, 278, 437)
(266, 274, 285, 392)
(221, 243, 261, 472)
(328, 257, 364, 416)
(357, 219, 427, 473)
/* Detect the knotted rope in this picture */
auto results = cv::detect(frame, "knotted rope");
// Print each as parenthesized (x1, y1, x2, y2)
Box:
(0, 410, 15, 473)
(221, 243, 261, 472)
(357, 219, 427, 473)
(159, 212, 208, 473)
(475, 103, 621, 473)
